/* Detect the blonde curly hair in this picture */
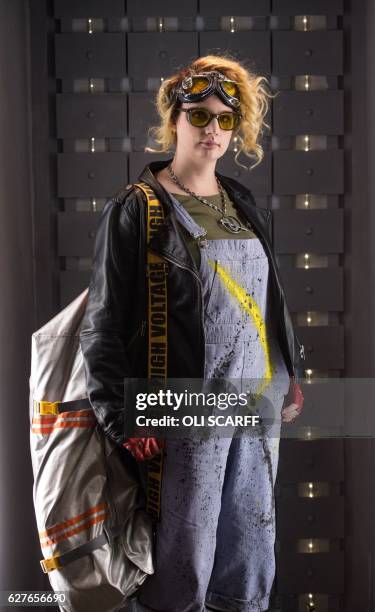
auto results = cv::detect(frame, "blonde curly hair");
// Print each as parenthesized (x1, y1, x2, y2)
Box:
(145, 53, 277, 170)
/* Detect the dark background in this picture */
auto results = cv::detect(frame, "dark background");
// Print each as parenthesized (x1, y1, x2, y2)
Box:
(0, 0, 374, 610)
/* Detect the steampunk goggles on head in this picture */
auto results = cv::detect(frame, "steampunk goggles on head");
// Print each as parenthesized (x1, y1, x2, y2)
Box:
(171, 70, 241, 110)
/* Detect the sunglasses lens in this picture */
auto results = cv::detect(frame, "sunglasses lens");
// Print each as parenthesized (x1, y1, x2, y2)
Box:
(218, 113, 238, 130)
(187, 109, 240, 130)
(221, 80, 240, 100)
(189, 108, 211, 126)
(190, 76, 210, 94)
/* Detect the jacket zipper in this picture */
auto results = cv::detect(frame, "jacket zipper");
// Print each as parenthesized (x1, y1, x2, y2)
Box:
(148, 247, 206, 376)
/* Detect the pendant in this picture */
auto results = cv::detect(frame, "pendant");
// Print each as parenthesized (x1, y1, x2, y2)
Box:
(219, 215, 253, 234)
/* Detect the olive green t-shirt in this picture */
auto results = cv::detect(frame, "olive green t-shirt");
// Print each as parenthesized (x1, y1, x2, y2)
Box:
(170, 189, 257, 269)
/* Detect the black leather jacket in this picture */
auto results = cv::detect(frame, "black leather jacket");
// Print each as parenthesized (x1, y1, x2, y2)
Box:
(79, 158, 305, 447)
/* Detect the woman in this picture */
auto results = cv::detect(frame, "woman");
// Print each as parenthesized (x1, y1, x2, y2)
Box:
(80, 55, 305, 612)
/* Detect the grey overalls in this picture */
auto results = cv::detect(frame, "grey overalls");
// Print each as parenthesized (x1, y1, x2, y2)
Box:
(134, 194, 291, 612)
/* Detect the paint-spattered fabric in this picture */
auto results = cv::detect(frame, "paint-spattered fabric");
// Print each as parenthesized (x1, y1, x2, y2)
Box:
(134, 194, 290, 612)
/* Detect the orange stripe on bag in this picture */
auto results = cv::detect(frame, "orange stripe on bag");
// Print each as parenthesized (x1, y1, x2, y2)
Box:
(40, 513, 108, 548)
(39, 502, 109, 538)
(31, 421, 96, 434)
(32, 409, 94, 423)
(32, 411, 96, 434)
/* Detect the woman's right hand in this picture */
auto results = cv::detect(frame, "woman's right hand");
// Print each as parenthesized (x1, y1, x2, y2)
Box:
(122, 437, 165, 462)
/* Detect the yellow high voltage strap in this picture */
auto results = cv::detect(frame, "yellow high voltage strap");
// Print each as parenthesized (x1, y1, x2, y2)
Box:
(133, 182, 167, 523)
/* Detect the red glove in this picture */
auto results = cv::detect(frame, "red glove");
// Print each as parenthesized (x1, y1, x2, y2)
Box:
(281, 377, 304, 422)
(123, 437, 165, 462)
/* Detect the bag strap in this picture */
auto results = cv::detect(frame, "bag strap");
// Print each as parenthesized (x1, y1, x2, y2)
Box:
(33, 398, 91, 416)
(40, 523, 124, 573)
(133, 182, 167, 524)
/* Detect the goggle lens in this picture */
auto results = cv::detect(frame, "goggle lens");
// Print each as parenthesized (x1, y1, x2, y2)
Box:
(186, 75, 240, 102)
(221, 80, 240, 98)
(189, 77, 210, 94)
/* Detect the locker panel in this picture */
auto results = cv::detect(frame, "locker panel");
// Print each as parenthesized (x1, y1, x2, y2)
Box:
(273, 91, 344, 136)
(274, 209, 344, 253)
(278, 439, 344, 482)
(57, 153, 128, 198)
(127, 0, 198, 17)
(56, 93, 127, 138)
(129, 152, 174, 184)
(128, 92, 160, 149)
(273, 151, 344, 195)
(217, 152, 272, 196)
(272, 0, 343, 15)
(58, 212, 99, 257)
(276, 552, 344, 593)
(54, 0, 125, 17)
(199, 0, 270, 16)
(127, 33, 198, 88)
(296, 325, 344, 370)
(55, 33, 126, 78)
(200, 31, 271, 75)
(277, 497, 344, 538)
(60, 271, 91, 307)
(272, 31, 343, 76)
(279, 268, 343, 312)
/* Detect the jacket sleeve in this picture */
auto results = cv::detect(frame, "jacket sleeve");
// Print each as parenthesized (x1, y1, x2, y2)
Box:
(267, 209, 275, 252)
(79, 192, 138, 447)
(266, 208, 306, 380)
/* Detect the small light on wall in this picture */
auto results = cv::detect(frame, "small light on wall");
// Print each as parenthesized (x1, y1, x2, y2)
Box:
(304, 194, 310, 208)
(90, 137, 95, 153)
(158, 17, 164, 32)
(303, 15, 309, 31)
(304, 253, 310, 269)
(89, 78, 95, 93)
(304, 135, 310, 152)
(304, 75, 310, 91)
(307, 313, 312, 324)
(91, 198, 97, 212)
(308, 592, 316, 610)
(87, 18, 93, 34)
(299, 481, 330, 498)
(230, 16, 236, 33)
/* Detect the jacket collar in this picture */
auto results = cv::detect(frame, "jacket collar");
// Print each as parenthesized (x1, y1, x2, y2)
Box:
(136, 158, 269, 270)
(137, 157, 260, 218)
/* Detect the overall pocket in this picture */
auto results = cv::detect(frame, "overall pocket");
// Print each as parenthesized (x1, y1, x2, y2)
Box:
(203, 256, 269, 326)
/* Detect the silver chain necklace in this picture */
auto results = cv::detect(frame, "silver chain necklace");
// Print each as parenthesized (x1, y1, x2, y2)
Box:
(167, 162, 253, 234)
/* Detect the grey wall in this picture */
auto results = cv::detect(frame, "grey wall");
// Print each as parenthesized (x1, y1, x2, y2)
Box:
(0, 0, 47, 593)
(344, 1, 375, 610)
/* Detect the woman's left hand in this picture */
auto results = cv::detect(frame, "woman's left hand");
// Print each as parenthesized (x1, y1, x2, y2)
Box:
(281, 377, 304, 423)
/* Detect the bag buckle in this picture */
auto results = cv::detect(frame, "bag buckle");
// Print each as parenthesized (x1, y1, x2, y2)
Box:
(37, 401, 60, 415)
(40, 555, 62, 573)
